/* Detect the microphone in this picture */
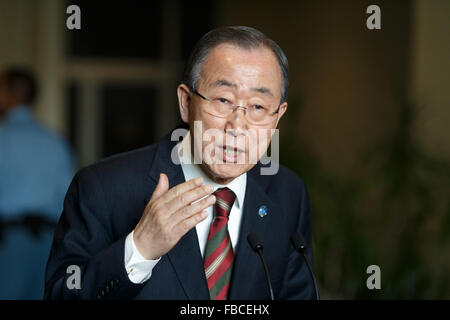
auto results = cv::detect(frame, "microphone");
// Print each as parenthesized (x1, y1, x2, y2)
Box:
(247, 233, 275, 300)
(291, 232, 320, 300)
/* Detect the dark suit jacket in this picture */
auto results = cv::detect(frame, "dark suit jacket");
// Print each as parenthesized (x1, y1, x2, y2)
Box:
(45, 129, 314, 300)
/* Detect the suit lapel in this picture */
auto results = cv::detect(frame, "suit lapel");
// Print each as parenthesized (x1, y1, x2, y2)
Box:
(147, 132, 209, 300)
(166, 229, 210, 299)
(228, 170, 281, 299)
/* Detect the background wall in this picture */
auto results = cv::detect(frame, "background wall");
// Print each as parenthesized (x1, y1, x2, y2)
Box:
(0, 0, 449, 298)
(410, 0, 450, 161)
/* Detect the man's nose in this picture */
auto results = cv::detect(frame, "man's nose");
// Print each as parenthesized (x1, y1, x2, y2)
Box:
(225, 108, 248, 136)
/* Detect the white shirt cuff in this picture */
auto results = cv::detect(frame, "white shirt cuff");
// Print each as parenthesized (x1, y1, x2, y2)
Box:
(124, 230, 161, 284)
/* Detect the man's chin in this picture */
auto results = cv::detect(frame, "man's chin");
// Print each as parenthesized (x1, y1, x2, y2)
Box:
(201, 163, 252, 184)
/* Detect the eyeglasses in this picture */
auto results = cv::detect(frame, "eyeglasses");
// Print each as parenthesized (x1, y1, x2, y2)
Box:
(191, 89, 281, 125)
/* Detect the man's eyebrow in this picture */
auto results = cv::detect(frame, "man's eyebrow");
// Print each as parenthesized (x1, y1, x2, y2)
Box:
(211, 79, 273, 96)
(251, 86, 273, 96)
(211, 79, 237, 88)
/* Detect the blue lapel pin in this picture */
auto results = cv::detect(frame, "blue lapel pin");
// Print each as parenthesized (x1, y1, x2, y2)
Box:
(258, 205, 268, 217)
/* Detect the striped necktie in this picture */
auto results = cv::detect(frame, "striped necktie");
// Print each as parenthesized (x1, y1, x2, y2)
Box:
(203, 187, 236, 300)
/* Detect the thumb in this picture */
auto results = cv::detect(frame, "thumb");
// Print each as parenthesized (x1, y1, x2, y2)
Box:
(150, 173, 169, 202)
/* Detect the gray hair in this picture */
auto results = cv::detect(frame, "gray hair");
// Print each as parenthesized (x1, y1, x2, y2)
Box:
(182, 26, 289, 103)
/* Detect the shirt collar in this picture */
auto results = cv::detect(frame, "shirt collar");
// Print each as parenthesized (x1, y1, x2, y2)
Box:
(178, 130, 247, 209)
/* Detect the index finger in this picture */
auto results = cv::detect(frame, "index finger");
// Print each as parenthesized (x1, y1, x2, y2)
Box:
(159, 176, 204, 204)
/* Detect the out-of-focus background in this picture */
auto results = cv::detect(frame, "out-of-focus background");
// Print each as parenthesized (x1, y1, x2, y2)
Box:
(0, 0, 449, 299)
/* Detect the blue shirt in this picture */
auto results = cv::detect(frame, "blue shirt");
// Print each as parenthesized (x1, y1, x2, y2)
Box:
(0, 105, 75, 299)
(0, 106, 74, 219)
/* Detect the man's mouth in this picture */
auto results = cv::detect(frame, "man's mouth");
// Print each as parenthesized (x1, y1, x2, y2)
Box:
(215, 145, 245, 163)
(222, 145, 244, 155)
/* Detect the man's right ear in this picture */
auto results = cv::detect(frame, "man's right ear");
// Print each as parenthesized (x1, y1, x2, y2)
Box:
(177, 84, 191, 123)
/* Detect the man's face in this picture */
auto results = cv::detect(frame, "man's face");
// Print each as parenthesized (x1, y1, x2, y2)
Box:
(177, 44, 287, 184)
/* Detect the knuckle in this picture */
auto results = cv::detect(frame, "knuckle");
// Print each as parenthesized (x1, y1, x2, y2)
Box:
(179, 206, 189, 219)
(198, 188, 208, 198)
(201, 184, 211, 194)
(153, 203, 166, 217)
(189, 188, 202, 202)
(183, 220, 191, 232)
(174, 187, 183, 199)
(196, 212, 204, 221)
(179, 194, 188, 205)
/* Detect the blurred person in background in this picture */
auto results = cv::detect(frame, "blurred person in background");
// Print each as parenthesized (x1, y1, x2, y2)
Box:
(0, 67, 75, 299)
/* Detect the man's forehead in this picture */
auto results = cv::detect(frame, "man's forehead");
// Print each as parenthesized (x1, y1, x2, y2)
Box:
(200, 44, 282, 92)
(206, 43, 278, 65)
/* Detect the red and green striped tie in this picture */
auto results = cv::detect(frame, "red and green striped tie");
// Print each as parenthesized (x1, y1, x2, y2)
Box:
(203, 187, 236, 300)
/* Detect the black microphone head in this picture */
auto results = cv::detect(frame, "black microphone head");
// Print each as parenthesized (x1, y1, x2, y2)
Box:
(291, 232, 306, 252)
(247, 233, 264, 251)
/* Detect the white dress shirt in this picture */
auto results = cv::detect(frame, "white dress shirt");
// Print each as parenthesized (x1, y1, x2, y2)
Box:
(124, 131, 247, 284)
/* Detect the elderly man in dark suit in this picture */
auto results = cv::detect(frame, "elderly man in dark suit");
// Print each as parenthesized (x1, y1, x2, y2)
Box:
(45, 26, 314, 300)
